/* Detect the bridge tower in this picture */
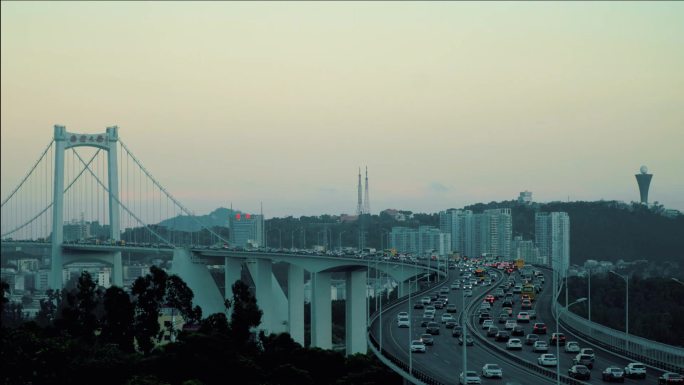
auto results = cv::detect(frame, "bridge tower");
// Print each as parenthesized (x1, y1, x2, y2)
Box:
(50, 125, 122, 288)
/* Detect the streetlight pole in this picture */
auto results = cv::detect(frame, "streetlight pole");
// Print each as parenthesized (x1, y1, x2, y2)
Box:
(673, 278, 684, 286)
(609, 270, 629, 337)
(461, 270, 467, 381)
(338, 230, 346, 251)
(408, 272, 413, 375)
(587, 268, 591, 322)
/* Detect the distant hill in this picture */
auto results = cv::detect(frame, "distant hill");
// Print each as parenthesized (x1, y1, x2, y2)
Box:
(464, 200, 684, 265)
(157, 207, 234, 232)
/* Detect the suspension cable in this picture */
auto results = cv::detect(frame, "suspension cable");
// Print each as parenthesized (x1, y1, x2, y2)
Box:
(72, 149, 173, 247)
(1, 140, 54, 207)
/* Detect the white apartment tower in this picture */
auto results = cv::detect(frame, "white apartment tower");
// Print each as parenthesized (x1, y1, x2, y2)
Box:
(535, 212, 570, 276)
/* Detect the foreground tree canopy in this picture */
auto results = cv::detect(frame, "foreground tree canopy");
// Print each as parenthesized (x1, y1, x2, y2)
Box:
(0, 271, 401, 385)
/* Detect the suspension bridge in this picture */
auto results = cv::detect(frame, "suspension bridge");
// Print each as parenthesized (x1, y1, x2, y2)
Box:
(0, 125, 435, 355)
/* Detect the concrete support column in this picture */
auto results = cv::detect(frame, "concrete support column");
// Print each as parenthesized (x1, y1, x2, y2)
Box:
(398, 280, 410, 297)
(111, 253, 123, 287)
(50, 125, 66, 289)
(224, 257, 242, 318)
(311, 271, 332, 349)
(345, 269, 367, 355)
(255, 258, 273, 333)
(288, 264, 305, 346)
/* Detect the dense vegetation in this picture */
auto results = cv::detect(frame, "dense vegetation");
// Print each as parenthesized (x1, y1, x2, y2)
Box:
(561, 274, 684, 347)
(0, 271, 400, 385)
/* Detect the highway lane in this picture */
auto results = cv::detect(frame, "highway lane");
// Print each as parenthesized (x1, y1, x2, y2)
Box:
(374, 270, 554, 385)
(469, 269, 665, 385)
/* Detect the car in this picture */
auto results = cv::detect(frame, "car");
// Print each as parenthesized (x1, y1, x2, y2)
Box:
(528, 310, 537, 319)
(426, 322, 440, 335)
(446, 304, 458, 313)
(502, 299, 514, 307)
(498, 313, 509, 324)
(512, 325, 525, 336)
(430, 292, 440, 301)
(433, 300, 445, 309)
(451, 282, 461, 290)
(414, 302, 424, 309)
(410, 339, 426, 353)
(533, 322, 547, 334)
(446, 320, 459, 329)
(452, 326, 463, 337)
(495, 330, 510, 342)
(521, 299, 532, 309)
(506, 338, 523, 350)
(484, 294, 495, 303)
(480, 302, 491, 311)
(624, 362, 647, 379)
(580, 348, 596, 361)
(481, 364, 503, 379)
(421, 313, 434, 326)
(479, 313, 492, 324)
(564, 341, 580, 353)
(517, 312, 531, 323)
(659, 372, 684, 384)
(573, 354, 594, 369)
(441, 313, 456, 323)
(505, 319, 517, 330)
(525, 334, 540, 345)
(459, 371, 482, 384)
(421, 297, 431, 305)
(420, 333, 435, 345)
(398, 311, 408, 318)
(459, 335, 474, 346)
(464, 289, 473, 297)
(538, 354, 558, 366)
(487, 326, 500, 337)
(482, 319, 494, 329)
(439, 294, 449, 303)
(533, 341, 549, 352)
(440, 286, 450, 294)
(568, 365, 591, 380)
(502, 306, 513, 316)
(550, 332, 566, 346)
(602, 367, 625, 383)
(397, 316, 410, 328)
(425, 305, 436, 313)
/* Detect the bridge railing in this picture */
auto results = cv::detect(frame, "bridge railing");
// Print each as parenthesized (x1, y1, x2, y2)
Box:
(366, 269, 449, 385)
(553, 300, 684, 374)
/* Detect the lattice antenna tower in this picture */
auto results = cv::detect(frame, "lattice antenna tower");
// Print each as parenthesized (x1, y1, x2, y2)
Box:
(356, 167, 363, 215)
(363, 166, 370, 214)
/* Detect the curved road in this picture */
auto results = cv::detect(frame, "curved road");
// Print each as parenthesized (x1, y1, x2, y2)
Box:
(373, 266, 669, 385)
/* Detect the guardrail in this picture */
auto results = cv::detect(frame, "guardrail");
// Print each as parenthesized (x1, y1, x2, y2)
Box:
(367, 270, 449, 385)
(464, 269, 591, 385)
(553, 300, 684, 374)
(535, 265, 684, 374)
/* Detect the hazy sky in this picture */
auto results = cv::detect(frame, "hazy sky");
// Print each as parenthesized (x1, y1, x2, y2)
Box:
(2, 2, 683, 217)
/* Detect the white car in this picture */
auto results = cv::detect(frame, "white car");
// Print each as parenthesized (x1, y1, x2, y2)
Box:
(564, 341, 580, 353)
(441, 313, 456, 323)
(533, 341, 549, 352)
(579, 348, 595, 360)
(624, 362, 647, 379)
(397, 316, 410, 328)
(504, 319, 517, 330)
(451, 282, 461, 290)
(506, 338, 523, 350)
(459, 371, 482, 384)
(516, 312, 531, 323)
(410, 340, 426, 353)
(482, 319, 494, 329)
(538, 354, 558, 366)
(397, 311, 408, 319)
(464, 289, 473, 297)
(481, 364, 503, 378)
(421, 297, 431, 305)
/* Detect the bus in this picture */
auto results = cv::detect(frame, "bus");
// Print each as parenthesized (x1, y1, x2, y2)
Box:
(474, 269, 486, 278)
(521, 283, 536, 301)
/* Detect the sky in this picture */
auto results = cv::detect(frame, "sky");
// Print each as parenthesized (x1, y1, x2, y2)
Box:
(2, 2, 683, 218)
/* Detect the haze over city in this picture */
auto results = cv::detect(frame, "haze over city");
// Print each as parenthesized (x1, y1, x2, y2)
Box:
(2, 2, 683, 217)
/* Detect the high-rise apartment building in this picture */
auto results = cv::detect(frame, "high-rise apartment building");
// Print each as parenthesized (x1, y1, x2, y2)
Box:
(230, 213, 265, 248)
(439, 208, 511, 259)
(389, 226, 451, 256)
(511, 235, 541, 265)
(535, 212, 570, 276)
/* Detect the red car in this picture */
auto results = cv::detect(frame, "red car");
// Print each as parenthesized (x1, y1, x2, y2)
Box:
(550, 332, 566, 345)
(485, 295, 495, 304)
(533, 323, 547, 334)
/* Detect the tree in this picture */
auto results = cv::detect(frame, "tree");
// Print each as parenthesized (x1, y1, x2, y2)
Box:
(54, 271, 101, 340)
(229, 280, 262, 346)
(35, 288, 61, 327)
(101, 286, 135, 352)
